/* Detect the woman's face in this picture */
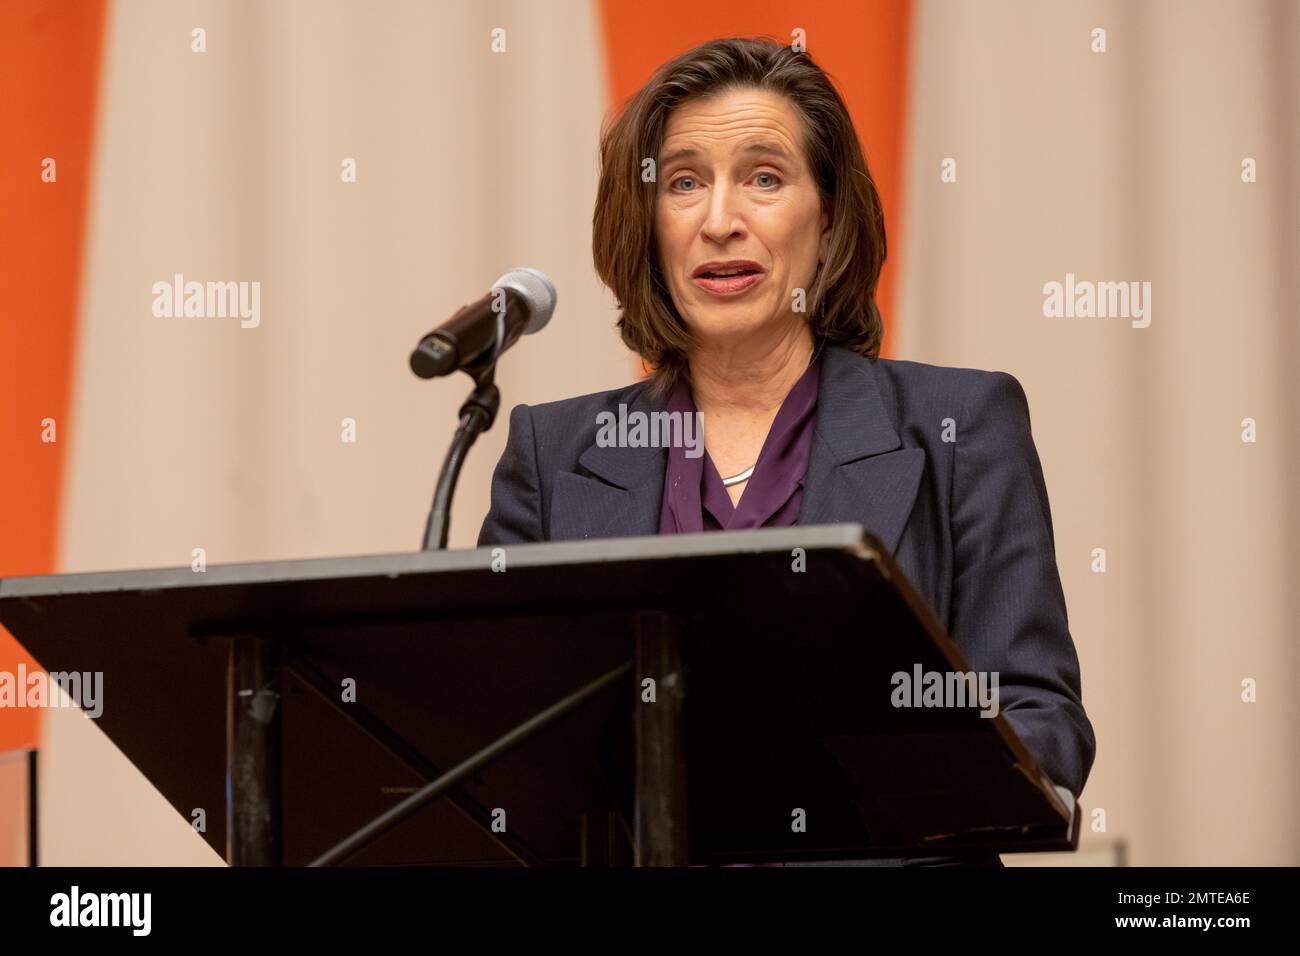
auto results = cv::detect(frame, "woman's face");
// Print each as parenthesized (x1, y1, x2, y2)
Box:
(654, 87, 829, 350)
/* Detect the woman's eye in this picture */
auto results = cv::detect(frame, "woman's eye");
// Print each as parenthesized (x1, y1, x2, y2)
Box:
(671, 176, 697, 192)
(754, 172, 781, 188)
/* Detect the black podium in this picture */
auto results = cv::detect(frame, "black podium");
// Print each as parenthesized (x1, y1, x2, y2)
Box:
(0, 523, 1077, 866)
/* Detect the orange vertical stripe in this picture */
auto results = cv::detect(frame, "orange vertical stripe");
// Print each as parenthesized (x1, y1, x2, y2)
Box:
(0, 0, 108, 755)
(596, 0, 911, 356)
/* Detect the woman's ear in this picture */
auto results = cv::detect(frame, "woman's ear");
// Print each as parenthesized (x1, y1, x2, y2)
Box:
(818, 209, 832, 262)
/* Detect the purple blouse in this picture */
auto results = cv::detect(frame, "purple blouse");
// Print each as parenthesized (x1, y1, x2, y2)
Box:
(658, 357, 820, 534)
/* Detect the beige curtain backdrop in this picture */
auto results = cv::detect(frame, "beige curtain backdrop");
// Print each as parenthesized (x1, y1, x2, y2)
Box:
(898, 0, 1300, 864)
(47, 0, 624, 865)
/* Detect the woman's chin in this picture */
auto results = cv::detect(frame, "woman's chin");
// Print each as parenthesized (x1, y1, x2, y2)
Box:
(685, 309, 800, 346)
(688, 317, 769, 343)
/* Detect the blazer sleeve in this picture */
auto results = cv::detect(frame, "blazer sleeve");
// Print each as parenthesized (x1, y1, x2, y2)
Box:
(477, 403, 545, 546)
(950, 370, 1096, 797)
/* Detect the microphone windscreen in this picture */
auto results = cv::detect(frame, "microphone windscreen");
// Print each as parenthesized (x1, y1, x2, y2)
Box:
(491, 267, 557, 334)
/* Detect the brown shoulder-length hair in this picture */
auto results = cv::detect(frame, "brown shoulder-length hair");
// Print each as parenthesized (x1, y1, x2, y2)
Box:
(593, 36, 887, 393)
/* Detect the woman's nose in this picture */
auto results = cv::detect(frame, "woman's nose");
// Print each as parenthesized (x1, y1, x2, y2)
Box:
(700, 182, 745, 243)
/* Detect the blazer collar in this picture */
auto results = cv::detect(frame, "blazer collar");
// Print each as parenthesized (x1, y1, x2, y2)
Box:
(809, 343, 903, 462)
(798, 346, 925, 554)
(548, 382, 668, 541)
(574, 380, 668, 490)
(550, 345, 924, 553)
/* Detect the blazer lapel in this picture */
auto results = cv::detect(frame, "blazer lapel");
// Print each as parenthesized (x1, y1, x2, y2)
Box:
(550, 385, 668, 541)
(799, 347, 925, 555)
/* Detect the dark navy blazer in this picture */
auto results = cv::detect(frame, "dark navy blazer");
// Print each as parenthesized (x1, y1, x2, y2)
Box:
(478, 344, 1096, 798)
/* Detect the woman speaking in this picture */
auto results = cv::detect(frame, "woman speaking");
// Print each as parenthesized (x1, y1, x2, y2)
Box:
(478, 37, 1094, 859)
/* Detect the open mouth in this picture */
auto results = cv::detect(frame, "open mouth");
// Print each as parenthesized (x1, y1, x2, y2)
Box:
(692, 261, 766, 294)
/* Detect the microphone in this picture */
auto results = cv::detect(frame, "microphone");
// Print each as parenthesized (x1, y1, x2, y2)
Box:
(409, 267, 557, 379)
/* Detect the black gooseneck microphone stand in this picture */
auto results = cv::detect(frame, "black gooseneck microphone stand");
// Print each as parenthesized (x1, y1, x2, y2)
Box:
(419, 357, 501, 551)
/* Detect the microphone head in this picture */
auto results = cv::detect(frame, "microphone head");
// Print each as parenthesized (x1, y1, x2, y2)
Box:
(491, 267, 557, 334)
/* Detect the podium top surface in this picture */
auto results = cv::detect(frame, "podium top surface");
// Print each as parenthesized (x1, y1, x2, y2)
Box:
(0, 523, 877, 599)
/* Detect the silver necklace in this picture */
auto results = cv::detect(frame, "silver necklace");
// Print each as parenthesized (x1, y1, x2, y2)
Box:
(720, 464, 754, 486)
